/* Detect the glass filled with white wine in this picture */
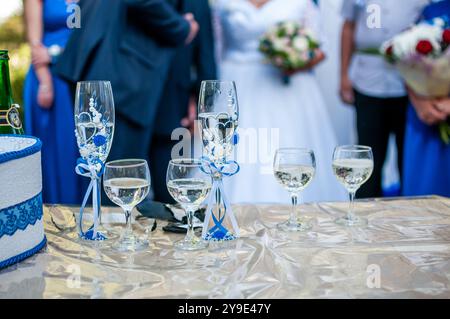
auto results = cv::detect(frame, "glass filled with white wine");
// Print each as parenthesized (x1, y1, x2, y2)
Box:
(167, 159, 212, 250)
(332, 145, 374, 227)
(273, 148, 316, 232)
(103, 159, 151, 251)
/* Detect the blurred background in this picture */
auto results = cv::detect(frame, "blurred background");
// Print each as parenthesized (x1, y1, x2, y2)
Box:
(1, 0, 28, 110)
(2, 0, 430, 203)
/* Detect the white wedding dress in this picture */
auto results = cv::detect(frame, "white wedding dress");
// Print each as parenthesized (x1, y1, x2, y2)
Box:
(215, 0, 347, 203)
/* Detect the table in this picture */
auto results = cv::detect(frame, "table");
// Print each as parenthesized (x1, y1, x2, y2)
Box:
(1, 196, 450, 299)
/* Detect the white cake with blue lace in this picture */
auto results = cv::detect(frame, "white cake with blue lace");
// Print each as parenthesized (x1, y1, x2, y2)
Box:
(0, 135, 46, 269)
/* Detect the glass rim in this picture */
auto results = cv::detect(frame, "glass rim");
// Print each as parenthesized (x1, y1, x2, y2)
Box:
(201, 80, 236, 85)
(168, 158, 205, 167)
(275, 147, 315, 154)
(105, 158, 148, 168)
(334, 145, 372, 152)
(77, 80, 112, 85)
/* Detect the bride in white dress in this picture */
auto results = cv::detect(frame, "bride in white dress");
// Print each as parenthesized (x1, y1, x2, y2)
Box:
(214, 0, 347, 203)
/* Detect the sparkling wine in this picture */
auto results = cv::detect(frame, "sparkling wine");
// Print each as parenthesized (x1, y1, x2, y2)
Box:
(274, 165, 315, 193)
(198, 112, 237, 162)
(103, 177, 149, 211)
(332, 159, 373, 191)
(167, 178, 212, 206)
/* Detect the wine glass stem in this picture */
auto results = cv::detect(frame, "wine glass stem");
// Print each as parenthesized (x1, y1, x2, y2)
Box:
(124, 209, 132, 235)
(290, 193, 299, 225)
(186, 208, 195, 241)
(97, 178, 102, 226)
(348, 191, 356, 221)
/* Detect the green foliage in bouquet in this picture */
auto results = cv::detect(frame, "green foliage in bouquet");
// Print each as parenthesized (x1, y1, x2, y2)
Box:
(259, 21, 320, 72)
(440, 120, 450, 145)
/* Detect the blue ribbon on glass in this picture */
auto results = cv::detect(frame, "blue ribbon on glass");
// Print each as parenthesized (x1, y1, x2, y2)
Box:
(75, 158, 106, 241)
(200, 157, 240, 241)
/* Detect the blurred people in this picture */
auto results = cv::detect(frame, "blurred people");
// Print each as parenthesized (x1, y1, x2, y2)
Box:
(403, 0, 450, 197)
(216, 0, 347, 203)
(55, 0, 199, 162)
(340, 0, 429, 198)
(150, 0, 217, 204)
(24, 0, 83, 204)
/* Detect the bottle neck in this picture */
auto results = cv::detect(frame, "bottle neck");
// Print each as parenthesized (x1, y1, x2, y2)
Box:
(0, 58, 13, 110)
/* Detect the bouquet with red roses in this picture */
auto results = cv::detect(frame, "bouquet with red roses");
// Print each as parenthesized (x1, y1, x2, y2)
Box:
(381, 17, 450, 144)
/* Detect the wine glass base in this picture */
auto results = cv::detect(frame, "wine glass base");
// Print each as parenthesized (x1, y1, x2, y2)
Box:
(174, 236, 208, 251)
(80, 228, 107, 241)
(335, 216, 368, 227)
(277, 219, 312, 232)
(112, 234, 148, 252)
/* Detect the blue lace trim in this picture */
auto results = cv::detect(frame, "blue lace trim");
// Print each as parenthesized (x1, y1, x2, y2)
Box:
(0, 134, 42, 165)
(0, 236, 47, 270)
(0, 193, 43, 239)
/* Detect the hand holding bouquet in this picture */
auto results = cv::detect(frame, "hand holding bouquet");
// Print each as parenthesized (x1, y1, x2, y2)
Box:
(259, 21, 320, 84)
(381, 17, 450, 144)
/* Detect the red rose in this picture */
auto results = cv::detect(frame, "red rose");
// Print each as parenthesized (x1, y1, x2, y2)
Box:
(443, 29, 450, 44)
(385, 45, 394, 56)
(416, 40, 434, 55)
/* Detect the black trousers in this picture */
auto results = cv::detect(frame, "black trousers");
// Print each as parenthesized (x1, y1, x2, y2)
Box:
(354, 90, 408, 198)
(149, 134, 182, 204)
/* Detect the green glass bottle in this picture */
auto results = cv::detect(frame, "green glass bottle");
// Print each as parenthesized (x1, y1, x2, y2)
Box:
(0, 50, 24, 135)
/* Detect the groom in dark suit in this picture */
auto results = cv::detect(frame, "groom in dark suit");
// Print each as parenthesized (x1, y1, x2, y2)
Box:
(149, 0, 217, 203)
(55, 0, 199, 161)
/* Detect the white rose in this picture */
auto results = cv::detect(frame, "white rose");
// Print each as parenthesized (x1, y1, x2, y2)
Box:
(284, 22, 297, 36)
(273, 38, 286, 51)
(293, 37, 309, 52)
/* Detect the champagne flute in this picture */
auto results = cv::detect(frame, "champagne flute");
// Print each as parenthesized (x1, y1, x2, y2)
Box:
(74, 81, 115, 239)
(103, 159, 151, 251)
(273, 148, 316, 232)
(198, 81, 241, 241)
(332, 145, 374, 227)
(167, 159, 212, 250)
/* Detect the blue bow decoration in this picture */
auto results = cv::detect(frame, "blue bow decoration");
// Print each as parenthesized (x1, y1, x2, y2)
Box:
(75, 158, 106, 241)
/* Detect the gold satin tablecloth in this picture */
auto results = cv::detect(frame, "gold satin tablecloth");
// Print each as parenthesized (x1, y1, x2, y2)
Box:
(1, 196, 450, 299)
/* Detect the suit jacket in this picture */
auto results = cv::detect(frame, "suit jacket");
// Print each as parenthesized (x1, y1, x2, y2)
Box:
(55, 0, 190, 127)
(154, 0, 217, 136)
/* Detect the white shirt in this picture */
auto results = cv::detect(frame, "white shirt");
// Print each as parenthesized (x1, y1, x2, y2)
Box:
(342, 0, 430, 98)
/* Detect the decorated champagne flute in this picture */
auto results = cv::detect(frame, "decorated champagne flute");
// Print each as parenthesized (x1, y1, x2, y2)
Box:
(74, 81, 115, 240)
(167, 159, 212, 250)
(332, 145, 374, 227)
(103, 159, 151, 251)
(273, 148, 316, 232)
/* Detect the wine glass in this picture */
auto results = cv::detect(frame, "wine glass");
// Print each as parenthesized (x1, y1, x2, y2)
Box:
(273, 148, 316, 232)
(332, 145, 374, 227)
(103, 159, 151, 251)
(166, 159, 212, 251)
(74, 81, 115, 239)
(198, 80, 239, 165)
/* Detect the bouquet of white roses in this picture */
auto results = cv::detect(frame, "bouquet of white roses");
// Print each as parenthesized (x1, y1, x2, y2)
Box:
(259, 21, 320, 84)
(381, 17, 450, 144)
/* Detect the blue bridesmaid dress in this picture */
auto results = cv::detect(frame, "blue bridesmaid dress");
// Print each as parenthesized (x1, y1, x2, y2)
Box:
(24, 0, 83, 204)
(403, 0, 450, 197)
